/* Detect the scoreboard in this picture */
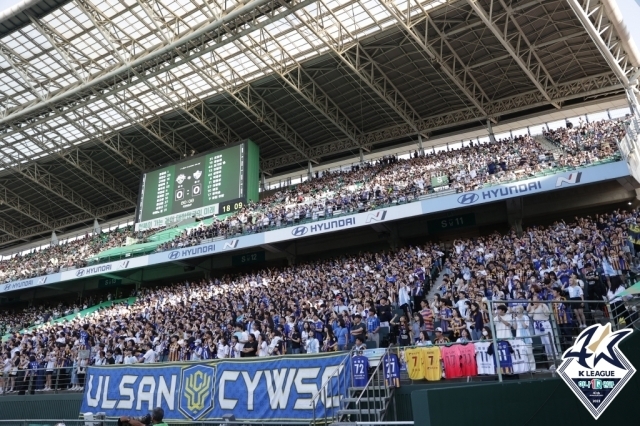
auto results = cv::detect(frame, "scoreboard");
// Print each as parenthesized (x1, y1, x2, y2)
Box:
(136, 140, 259, 230)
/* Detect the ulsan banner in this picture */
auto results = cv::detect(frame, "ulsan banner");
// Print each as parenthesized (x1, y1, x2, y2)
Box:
(80, 353, 350, 421)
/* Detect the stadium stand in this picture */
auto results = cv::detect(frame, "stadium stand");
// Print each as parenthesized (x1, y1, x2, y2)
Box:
(0, 119, 626, 283)
(0, 226, 160, 283)
(155, 123, 624, 251)
(1, 199, 638, 393)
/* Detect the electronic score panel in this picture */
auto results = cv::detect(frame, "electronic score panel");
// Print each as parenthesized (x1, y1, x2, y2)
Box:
(136, 140, 259, 230)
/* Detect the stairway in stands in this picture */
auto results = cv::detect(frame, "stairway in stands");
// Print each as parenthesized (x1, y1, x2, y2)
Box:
(534, 135, 564, 157)
(332, 357, 394, 426)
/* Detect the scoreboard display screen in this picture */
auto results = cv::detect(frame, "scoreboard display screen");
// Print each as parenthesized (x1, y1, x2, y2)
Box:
(136, 140, 259, 230)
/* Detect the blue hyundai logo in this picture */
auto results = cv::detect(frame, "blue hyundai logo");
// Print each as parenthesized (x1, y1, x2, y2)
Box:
(291, 226, 308, 236)
(169, 251, 180, 260)
(76, 269, 85, 277)
(457, 193, 479, 205)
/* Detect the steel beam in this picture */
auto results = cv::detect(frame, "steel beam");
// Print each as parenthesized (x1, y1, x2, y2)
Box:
(378, 0, 490, 116)
(567, 0, 638, 87)
(103, 0, 239, 149)
(0, 200, 134, 246)
(237, 28, 362, 145)
(294, 0, 421, 131)
(14, 163, 98, 216)
(261, 72, 622, 170)
(0, 185, 54, 227)
(27, 15, 94, 83)
(0, 218, 22, 240)
(10, 119, 138, 207)
(74, 0, 195, 159)
(0, 41, 51, 102)
(0, 0, 305, 130)
(465, 0, 560, 109)
(57, 147, 138, 205)
(62, 108, 155, 172)
(196, 50, 313, 160)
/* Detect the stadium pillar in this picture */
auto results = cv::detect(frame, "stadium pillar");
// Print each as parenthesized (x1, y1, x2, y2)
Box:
(506, 197, 523, 236)
(307, 161, 313, 180)
(388, 224, 401, 251)
(93, 218, 101, 234)
(487, 119, 496, 143)
(51, 231, 58, 246)
(626, 87, 640, 119)
(359, 148, 364, 164)
(417, 134, 425, 156)
(261, 172, 266, 191)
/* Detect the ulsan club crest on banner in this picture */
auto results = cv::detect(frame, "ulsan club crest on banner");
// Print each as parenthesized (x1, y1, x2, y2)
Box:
(558, 323, 635, 419)
(179, 364, 216, 420)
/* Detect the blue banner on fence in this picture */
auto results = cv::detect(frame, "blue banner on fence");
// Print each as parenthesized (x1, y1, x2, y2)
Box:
(80, 353, 350, 421)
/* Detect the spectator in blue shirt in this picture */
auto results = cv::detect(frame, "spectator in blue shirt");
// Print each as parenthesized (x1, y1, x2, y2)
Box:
(366, 310, 380, 347)
(335, 319, 348, 350)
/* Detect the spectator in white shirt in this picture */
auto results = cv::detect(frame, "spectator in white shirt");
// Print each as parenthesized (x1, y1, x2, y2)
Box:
(493, 305, 515, 339)
(142, 344, 157, 363)
(123, 350, 137, 365)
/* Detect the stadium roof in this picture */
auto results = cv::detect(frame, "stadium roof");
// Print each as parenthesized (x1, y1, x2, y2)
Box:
(0, 0, 638, 250)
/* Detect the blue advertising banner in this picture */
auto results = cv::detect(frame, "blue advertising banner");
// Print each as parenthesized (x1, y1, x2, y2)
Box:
(1, 273, 59, 293)
(421, 160, 630, 213)
(80, 353, 350, 421)
(0, 161, 631, 295)
(147, 232, 265, 266)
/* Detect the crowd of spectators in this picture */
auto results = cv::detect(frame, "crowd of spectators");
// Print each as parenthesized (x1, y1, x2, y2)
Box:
(544, 118, 625, 166)
(0, 119, 625, 282)
(156, 122, 625, 251)
(0, 295, 113, 337)
(1, 202, 639, 393)
(0, 226, 158, 284)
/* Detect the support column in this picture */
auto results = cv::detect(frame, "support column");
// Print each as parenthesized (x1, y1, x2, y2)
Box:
(417, 134, 425, 156)
(387, 224, 402, 251)
(506, 197, 523, 236)
(359, 148, 364, 164)
(487, 119, 496, 143)
(261, 172, 266, 191)
(93, 218, 101, 234)
(307, 161, 313, 180)
(51, 231, 58, 246)
(626, 86, 640, 119)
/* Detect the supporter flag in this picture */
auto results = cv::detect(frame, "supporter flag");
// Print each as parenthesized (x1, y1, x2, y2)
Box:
(80, 353, 350, 421)
(628, 223, 640, 245)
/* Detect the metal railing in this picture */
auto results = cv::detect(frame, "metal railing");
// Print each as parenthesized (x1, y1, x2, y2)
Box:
(310, 348, 353, 426)
(0, 365, 88, 396)
(351, 345, 393, 424)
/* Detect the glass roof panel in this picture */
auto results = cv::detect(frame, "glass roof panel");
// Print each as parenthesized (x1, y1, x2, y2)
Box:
(0, 0, 469, 169)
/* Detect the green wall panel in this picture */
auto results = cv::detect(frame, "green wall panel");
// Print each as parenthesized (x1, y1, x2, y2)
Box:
(0, 394, 83, 420)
